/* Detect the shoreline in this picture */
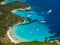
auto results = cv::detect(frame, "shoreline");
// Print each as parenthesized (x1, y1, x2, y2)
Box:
(0, 0, 6, 5)
(0, 1, 5, 5)
(7, 20, 28, 44)
(7, 20, 60, 44)
(1, 1, 60, 45)
(11, 7, 31, 13)
(7, 4, 30, 44)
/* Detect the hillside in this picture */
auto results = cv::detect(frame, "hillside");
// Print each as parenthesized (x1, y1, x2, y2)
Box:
(0, 1, 59, 45)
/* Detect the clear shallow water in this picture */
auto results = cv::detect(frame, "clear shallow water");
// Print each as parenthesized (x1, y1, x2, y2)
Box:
(4, 0, 60, 42)
(13, 10, 54, 41)
(2, 0, 26, 4)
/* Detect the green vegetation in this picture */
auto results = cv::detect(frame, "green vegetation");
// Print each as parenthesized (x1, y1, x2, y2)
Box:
(0, 1, 26, 37)
(0, 1, 59, 45)
(0, 1, 29, 11)
(0, 0, 4, 2)
(0, 37, 58, 45)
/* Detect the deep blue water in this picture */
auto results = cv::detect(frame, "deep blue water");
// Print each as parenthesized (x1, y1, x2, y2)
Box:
(13, 10, 53, 42)
(3, 0, 60, 41)
(25, 0, 60, 40)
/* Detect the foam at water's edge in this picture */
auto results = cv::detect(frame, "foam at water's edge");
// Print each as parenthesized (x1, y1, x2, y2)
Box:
(3, 0, 59, 44)
(7, 20, 30, 44)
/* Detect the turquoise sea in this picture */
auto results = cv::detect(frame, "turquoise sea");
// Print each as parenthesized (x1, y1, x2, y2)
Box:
(13, 10, 53, 42)
(3, 0, 60, 42)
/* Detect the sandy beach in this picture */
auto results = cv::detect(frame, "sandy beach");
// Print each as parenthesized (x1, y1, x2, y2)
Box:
(18, 7, 31, 10)
(0, 1, 6, 5)
(55, 40, 60, 45)
(11, 9, 18, 13)
(7, 20, 29, 44)
(9, 6, 30, 43)
(0, 2, 5, 5)
(11, 7, 31, 13)
(0, 0, 29, 44)
(25, 7, 31, 10)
